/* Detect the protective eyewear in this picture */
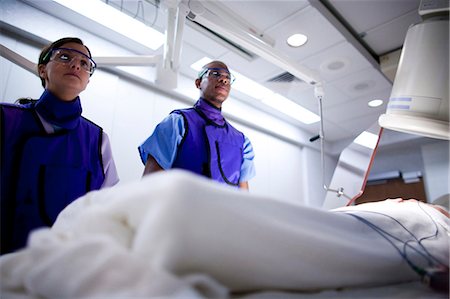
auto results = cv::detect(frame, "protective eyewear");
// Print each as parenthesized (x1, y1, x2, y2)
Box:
(47, 48, 97, 75)
(199, 68, 236, 85)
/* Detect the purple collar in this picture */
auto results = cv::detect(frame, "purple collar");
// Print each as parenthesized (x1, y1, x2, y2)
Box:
(35, 89, 82, 130)
(194, 98, 225, 126)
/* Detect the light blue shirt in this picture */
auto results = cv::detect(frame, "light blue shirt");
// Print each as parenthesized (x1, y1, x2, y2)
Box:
(139, 113, 256, 182)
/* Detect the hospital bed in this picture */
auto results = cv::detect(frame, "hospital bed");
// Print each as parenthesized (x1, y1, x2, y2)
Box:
(1, 170, 448, 299)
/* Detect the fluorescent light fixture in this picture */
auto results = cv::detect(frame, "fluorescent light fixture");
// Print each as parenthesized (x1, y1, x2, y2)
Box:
(190, 57, 213, 71)
(261, 92, 320, 124)
(287, 33, 308, 47)
(368, 99, 383, 107)
(52, 0, 165, 50)
(353, 131, 378, 149)
(233, 70, 319, 124)
(233, 72, 274, 99)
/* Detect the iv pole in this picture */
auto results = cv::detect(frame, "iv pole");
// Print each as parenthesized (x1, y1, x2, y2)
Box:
(314, 84, 353, 200)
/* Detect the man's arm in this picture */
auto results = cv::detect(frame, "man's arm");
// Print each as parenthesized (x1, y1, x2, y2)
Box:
(239, 181, 249, 190)
(238, 136, 255, 190)
(142, 155, 164, 176)
(139, 114, 185, 177)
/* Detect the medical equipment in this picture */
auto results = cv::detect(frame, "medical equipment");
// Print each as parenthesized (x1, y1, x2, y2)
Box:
(379, 1, 449, 140)
(339, 201, 449, 292)
(324, 0, 449, 208)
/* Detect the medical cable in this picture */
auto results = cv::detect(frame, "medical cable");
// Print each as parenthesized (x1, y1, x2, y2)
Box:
(338, 203, 446, 268)
(341, 204, 445, 267)
(337, 203, 449, 292)
(407, 202, 446, 266)
(344, 213, 433, 273)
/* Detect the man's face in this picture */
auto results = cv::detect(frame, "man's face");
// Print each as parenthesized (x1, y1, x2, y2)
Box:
(196, 63, 233, 108)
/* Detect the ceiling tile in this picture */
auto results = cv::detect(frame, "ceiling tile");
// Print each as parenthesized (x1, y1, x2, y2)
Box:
(299, 40, 374, 83)
(328, 0, 421, 34)
(329, 67, 392, 100)
(362, 10, 421, 55)
(324, 89, 391, 123)
(266, 6, 346, 61)
(219, 0, 310, 32)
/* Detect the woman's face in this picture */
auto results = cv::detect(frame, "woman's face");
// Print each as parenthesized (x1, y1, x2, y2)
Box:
(38, 42, 91, 101)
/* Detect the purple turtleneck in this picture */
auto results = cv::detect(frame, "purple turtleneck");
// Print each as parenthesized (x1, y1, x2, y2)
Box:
(194, 98, 225, 126)
(35, 89, 82, 130)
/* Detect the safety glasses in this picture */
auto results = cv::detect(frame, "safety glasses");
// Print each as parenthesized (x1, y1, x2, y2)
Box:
(199, 67, 236, 85)
(46, 47, 97, 75)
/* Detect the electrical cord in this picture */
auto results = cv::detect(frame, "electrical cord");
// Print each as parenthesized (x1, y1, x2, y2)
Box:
(347, 210, 443, 266)
(337, 201, 449, 293)
(343, 213, 432, 273)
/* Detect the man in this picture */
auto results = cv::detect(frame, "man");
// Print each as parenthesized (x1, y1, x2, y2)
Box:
(139, 61, 255, 189)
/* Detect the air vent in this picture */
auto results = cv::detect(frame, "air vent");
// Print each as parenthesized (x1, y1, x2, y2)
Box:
(267, 72, 303, 83)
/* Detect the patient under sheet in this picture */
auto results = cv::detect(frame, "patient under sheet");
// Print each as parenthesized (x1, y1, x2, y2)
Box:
(1, 170, 448, 298)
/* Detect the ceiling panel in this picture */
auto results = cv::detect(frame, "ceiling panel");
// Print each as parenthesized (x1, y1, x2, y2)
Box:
(327, 0, 421, 34)
(329, 67, 391, 100)
(265, 6, 347, 61)
(361, 10, 422, 54)
(325, 90, 390, 122)
(299, 41, 374, 83)
(286, 83, 351, 111)
(327, 0, 422, 57)
(219, 0, 310, 32)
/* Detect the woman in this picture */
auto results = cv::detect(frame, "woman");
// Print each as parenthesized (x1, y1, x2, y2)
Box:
(0, 37, 119, 254)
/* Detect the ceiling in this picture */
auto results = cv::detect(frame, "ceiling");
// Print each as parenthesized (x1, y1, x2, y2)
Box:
(180, 0, 421, 142)
(109, 0, 422, 145)
(7, 0, 425, 148)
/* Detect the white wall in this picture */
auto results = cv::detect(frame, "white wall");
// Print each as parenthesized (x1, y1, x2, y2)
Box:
(370, 146, 424, 175)
(301, 147, 337, 207)
(322, 145, 374, 209)
(421, 141, 450, 203)
(237, 123, 305, 204)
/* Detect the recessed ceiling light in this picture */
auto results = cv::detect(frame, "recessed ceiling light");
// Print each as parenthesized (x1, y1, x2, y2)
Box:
(352, 80, 375, 92)
(287, 33, 308, 47)
(319, 58, 349, 73)
(354, 82, 369, 91)
(368, 99, 383, 107)
(327, 61, 345, 71)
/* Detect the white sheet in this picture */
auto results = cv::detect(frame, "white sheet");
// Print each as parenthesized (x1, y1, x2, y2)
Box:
(1, 170, 448, 298)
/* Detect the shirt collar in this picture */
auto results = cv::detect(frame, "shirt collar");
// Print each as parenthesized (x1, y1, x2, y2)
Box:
(194, 98, 225, 126)
(35, 89, 82, 130)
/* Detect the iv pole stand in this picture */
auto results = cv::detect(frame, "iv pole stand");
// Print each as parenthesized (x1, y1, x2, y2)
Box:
(314, 84, 352, 200)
